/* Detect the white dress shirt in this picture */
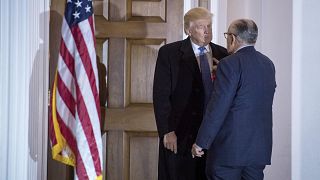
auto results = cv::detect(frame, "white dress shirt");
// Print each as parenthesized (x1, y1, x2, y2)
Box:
(190, 39, 214, 73)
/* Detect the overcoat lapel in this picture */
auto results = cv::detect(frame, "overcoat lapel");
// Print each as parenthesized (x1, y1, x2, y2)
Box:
(180, 38, 200, 75)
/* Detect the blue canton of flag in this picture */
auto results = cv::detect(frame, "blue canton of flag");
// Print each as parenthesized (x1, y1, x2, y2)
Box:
(65, 0, 93, 26)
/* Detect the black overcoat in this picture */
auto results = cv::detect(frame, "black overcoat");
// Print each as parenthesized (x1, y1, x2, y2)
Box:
(153, 37, 228, 180)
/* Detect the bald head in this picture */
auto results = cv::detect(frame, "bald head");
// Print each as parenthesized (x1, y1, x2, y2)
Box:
(229, 19, 258, 45)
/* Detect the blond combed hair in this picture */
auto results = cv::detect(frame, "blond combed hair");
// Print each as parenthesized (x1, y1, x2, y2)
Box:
(184, 7, 213, 35)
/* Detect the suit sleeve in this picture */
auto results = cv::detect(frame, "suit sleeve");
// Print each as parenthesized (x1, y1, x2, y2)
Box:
(212, 43, 229, 60)
(153, 47, 173, 138)
(195, 58, 239, 149)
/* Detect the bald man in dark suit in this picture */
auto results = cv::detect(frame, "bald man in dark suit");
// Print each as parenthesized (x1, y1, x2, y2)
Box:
(192, 19, 276, 180)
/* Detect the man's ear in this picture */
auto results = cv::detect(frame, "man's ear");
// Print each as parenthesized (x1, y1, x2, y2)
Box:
(186, 29, 192, 36)
(231, 34, 237, 46)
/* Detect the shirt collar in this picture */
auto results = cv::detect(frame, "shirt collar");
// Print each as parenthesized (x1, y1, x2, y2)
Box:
(190, 39, 210, 56)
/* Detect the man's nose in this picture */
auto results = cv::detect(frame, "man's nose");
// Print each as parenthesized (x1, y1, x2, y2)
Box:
(204, 26, 210, 33)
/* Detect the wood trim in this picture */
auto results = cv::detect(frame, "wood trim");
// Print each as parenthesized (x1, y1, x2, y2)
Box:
(104, 104, 156, 132)
(95, 16, 167, 38)
(127, 16, 165, 22)
(131, 0, 161, 2)
(108, 38, 126, 108)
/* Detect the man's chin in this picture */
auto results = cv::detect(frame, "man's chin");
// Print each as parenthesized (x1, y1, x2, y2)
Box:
(204, 39, 212, 44)
(204, 41, 211, 45)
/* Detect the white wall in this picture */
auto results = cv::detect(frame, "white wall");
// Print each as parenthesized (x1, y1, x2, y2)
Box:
(0, 0, 50, 179)
(227, 0, 263, 50)
(260, 0, 292, 179)
(292, 0, 320, 179)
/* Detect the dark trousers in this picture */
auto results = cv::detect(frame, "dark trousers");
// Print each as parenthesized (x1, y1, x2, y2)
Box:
(206, 165, 266, 180)
(158, 144, 207, 180)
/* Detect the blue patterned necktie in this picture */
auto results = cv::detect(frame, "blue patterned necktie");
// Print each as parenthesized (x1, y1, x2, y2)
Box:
(199, 46, 213, 110)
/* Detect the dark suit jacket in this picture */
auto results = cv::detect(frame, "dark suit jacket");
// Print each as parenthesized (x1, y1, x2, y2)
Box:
(195, 46, 276, 166)
(153, 37, 228, 154)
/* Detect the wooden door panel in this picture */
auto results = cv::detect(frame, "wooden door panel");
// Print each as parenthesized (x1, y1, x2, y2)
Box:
(128, 39, 165, 103)
(94, 0, 184, 179)
(129, 133, 159, 180)
(130, 0, 166, 21)
(95, 0, 183, 107)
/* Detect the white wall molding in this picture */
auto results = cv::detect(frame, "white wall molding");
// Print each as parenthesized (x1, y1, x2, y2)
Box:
(292, 0, 302, 179)
(292, 0, 320, 179)
(0, 0, 50, 179)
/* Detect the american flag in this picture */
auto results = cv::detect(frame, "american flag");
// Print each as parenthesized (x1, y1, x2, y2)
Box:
(49, 0, 103, 179)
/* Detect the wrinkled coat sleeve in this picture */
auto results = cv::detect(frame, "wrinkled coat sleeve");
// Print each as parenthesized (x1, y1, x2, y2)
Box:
(153, 46, 173, 138)
(195, 58, 239, 149)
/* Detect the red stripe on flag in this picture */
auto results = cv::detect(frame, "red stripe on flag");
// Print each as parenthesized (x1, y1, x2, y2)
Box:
(75, 80, 102, 175)
(88, 16, 96, 48)
(58, 38, 78, 116)
(70, 24, 101, 118)
(59, 39, 76, 76)
(56, 112, 89, 179)
(69, 23, 102, 175)
(56, 112, 77, 156)
(57, 73, 76, 117)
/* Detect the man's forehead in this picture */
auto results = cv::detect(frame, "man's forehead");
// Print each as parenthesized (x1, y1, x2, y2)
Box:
(192, 18, 212, 24)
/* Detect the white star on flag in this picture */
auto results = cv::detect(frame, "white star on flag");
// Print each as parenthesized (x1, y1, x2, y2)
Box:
(73, 11, 80, 19)
(85, 5, 91, 13)
(75, 0, 82, 8)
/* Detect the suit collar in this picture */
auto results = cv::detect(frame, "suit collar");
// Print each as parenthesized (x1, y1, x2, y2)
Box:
(180, 37, 201, 74)
(180, 37, 194, 56)
(236, 45, 256, 53)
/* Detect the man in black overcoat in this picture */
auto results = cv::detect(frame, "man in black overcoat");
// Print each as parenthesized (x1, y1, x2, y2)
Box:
(153, 7, 228, 180)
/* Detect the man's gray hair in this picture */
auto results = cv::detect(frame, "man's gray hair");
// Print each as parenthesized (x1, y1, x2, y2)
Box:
(184, 7, 213, 35)
(231, 19, 258, 44)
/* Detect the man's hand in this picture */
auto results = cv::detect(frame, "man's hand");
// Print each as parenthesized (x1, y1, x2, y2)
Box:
(212, 57, 219, 66)
(211, 57, 220, 80)
(191, 143, 204, 158)
(163, 131, 177, 154)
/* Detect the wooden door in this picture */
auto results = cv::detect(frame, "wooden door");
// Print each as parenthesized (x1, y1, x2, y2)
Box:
(93, 0, 184, 180)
